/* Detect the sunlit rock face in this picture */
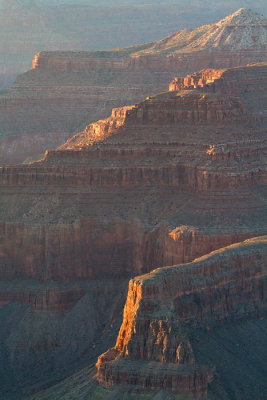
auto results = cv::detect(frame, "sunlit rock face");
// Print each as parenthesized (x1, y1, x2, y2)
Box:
(96, 236, 267, 395)
(169, 69, 226, 91)
(0, 8, 266, 164)
(0, 62, 266, 397)
(0, 63, 266, 282)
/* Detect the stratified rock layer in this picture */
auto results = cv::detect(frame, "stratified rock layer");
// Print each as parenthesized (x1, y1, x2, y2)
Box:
(169, 69, 226, 91)
(0, 8, 267, 164)
(0, 62, 266, 397)
(0, 63, 266, 283)
(97, 236, 267, 395)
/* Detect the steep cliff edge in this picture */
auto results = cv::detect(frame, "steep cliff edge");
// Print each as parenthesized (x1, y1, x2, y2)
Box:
(0, 8, 266, 164)
(170, 63, 267, 103)
(0, 62, 266, 397)
(97, 236, 267, 395)
(0, 63, 266, 283)
(2, 0, 224, 90)
(61, 91, 245, 150)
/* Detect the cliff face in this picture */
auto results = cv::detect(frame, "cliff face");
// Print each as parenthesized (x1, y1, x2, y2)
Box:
(61, 91, 245, 150)
(0, 63, 266, 283)
(2, 0, 229, 89)
(169, 69, 226, 91)
(0, 8, 266, 164)
(0, 220, 256, 282)
(0, 62, 266, 397)
(170, 62, 267, 101)
(97, 236, 267, 395)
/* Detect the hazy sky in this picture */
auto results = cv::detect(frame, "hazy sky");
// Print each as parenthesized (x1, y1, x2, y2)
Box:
(39, 0, 267, 12)
(0, 0, 266, 88)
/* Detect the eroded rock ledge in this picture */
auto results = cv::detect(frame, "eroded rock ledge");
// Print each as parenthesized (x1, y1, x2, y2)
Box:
(97, 236, 267, 395)
(169, 69, 225, 91)
(0, 9, 266, 165)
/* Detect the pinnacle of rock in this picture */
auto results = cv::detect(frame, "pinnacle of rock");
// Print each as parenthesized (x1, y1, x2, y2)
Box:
(218, 8, 266, 26)
(182, 8, 267, 51)
(131, 8, 267, 56)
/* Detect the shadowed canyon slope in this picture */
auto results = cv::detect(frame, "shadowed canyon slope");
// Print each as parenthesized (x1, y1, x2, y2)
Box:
(97, 236, 267, 397)
(0, 62, 266, 399)
(0, 8, 267, 164)
(20, 238, 267, 400)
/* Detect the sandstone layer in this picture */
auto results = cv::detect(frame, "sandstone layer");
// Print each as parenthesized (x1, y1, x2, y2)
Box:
(0, 62, 266, 398)
(97, 236, 267, 395)
(0, 8, 267, 164)
(0, 63, 266, 282)
(2, 0, 227, 89)
(169, 69, 226, 91)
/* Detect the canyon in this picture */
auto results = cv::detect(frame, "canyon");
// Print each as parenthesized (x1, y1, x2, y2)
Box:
(3, 0, 238, 89)
(0, 8, 266, 399)
(0, 58, 266, 399)
(1, 1, 267, 89)
(97, 236, 267, 396)
(0, 8, 267, 164)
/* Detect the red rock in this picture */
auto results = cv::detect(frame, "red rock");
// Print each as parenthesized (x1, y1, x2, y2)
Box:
(0, 63, 266, 283)
(0, 9, 266, 164)
(169, 69, 225, 91)
(97, 236, 267, 394)
(0, 57, 266, 397)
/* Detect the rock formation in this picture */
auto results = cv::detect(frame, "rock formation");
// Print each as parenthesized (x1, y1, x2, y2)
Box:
(0, 62, 266, 398)
(2, 0, 225, 89)
(0, 63, 266, 280)
(96, 236, 267, 395)
(0, 8, 267, 164)
(169, 69, 226, 91)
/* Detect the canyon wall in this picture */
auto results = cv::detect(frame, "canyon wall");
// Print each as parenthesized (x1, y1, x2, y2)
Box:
(97, 236, 267, 395)
(0, 219, 257, 283)
(0, 61, 266, 397)
(0, 277, 128, 399)
(170, 63, 267, 103)
(62, 92, 246, 150)
(0, 63, 265, 282)
(0, 7, 266, 164)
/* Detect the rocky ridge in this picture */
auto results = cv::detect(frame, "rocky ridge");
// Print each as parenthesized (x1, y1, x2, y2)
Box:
(0, 8, 266, 164)
(2, 0, 231, 89)
(97, 236, 267, 395)
(0, 63, 266, 282)
(0, 63, 266, 398)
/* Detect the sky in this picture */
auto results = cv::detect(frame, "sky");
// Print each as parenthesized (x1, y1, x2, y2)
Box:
(0, 0, 266, 88)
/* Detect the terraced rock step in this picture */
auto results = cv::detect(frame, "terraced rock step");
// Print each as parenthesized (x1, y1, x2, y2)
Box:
(0, 61, 266, 398)
(0, 9, 266, 164)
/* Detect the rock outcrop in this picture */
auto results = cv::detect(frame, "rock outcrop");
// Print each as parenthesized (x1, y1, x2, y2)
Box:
(0, 62, 266, 398)
(169, 69, 225, 91)
(0, 63, 266, 283)
(2, 0, 220, 89)
(0, 8, 267, 164)
(97, 236, 267, 395)
(61, 92, 245, 150)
